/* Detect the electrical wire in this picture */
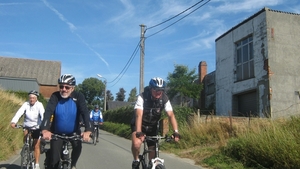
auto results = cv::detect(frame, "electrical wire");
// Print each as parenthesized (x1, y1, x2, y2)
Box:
(146, 0, 211, 39)
(146, 0, 206, 31)
(107, 0, 210, 87)
(106, 39, 141, 86)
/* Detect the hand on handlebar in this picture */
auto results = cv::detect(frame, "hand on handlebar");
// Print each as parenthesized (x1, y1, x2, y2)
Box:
(172, 132, 180, 142)
(82, 131, 92, 142)
(42, 130, 52, 140)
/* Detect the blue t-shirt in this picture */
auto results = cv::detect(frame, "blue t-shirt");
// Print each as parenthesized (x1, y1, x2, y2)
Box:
(54, 98, 78, 134)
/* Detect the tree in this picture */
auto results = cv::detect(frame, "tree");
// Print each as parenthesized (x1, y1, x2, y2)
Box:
(127, 87, 137, 102)
(77, 77, 105, 105)
(167, 64, 202, 107)
(115, 88, 126, 101)
(106, 90, 114, 101)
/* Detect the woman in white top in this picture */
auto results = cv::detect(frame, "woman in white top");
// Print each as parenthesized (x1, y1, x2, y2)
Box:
(10, 90, 45, 169)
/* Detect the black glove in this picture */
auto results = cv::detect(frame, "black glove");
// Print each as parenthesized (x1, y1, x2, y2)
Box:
(172, 132, 180, 139)
(135, 132, 145, 138)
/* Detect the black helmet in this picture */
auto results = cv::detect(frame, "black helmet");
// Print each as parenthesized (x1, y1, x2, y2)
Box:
(149, 77, 165, 90)
(58, 74, 76, 86)
(28, 90, 39, 97)
(94, 105, 99, 109)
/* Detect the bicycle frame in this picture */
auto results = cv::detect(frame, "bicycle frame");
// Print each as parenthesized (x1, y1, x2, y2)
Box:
(51, 133, 82, 169)
(139, 135, 170, 169)
(138, 121, 171, 169)
(16, 124, 38, 169)
(92, 122, 99, 145)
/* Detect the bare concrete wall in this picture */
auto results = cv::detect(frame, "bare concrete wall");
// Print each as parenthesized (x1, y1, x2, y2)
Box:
(215, 8, 300, 119)
(266, 10, 300, 118)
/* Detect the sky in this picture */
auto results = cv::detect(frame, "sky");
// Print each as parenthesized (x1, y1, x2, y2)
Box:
(1, 0, 300, 99)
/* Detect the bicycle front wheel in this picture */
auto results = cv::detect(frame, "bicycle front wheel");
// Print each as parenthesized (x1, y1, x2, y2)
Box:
(93, 130, 97, 145)
(155, 164, 166, 169)
(20, 146, 29, 169)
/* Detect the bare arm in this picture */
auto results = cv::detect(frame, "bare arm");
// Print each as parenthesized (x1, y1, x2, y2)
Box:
(135, 108, 143, 132)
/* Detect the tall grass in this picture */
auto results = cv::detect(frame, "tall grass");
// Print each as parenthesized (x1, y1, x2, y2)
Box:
(0, 89, 25, 161)
(160, 115, 300, 169)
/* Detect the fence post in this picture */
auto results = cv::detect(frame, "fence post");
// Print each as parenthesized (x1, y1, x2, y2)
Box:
(197, 109, 200, 123)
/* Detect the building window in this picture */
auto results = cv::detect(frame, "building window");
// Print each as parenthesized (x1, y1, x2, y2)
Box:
(236, 36, 254, 81)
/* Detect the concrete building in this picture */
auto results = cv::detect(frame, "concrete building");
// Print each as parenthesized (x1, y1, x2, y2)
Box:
(214, 7, 300, 118)
(0, 56, 61, 99)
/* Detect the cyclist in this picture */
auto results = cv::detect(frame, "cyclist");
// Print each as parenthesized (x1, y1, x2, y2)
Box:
(10, 90, 45, 169)
(40, 74, 93, 169)
(130, 77, 180, 169)
(90, 105, 104, 142)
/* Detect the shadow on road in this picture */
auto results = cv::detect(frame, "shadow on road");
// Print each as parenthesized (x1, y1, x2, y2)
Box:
(0, 164, 20, 169)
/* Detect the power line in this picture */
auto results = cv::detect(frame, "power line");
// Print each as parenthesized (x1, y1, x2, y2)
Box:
(146, 0, 211, 39)
(107, 39, 141, 87)
(146, 0, 206, 31)
(107, 0, 211, 88)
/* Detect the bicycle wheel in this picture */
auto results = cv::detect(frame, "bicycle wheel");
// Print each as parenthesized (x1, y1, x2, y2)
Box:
(93, 129, 97, 145)
(62, 162, 68, 169)
(20, 146, 29, 169)
(155, 164, 166, 169)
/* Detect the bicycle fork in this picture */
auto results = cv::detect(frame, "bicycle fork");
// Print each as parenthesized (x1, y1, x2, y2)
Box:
(61, 142, 71, 169)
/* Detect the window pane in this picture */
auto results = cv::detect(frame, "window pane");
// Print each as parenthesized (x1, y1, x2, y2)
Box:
(237, 65, 242, 81)
(249, 42, 253, 59)
(242, 39, 248, 45)
(237, 48, 242, 63)
(243, 45, 248, 62)
(243, 63, 249, 79)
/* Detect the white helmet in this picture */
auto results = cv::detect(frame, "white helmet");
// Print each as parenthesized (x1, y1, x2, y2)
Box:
(58, 74, 76, 86)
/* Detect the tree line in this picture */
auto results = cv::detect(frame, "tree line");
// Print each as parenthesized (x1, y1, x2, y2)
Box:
(75, 64, 203, 110)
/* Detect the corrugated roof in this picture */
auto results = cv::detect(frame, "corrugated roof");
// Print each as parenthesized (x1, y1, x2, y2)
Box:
(0, 56, 61, 85)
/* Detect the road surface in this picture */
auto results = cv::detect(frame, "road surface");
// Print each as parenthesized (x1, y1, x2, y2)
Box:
(0, 130, 205, 169)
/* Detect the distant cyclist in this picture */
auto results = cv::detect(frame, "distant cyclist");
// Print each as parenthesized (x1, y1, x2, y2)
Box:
(10, 90, 45, 169)
(130, 77, 180, 169)
(90, 105, 104, 142)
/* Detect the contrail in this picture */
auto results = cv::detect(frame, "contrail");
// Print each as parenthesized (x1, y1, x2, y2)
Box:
(41, 0, 109, 67)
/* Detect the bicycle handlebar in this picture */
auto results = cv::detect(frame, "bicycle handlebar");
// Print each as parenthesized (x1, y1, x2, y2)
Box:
(15, 124, 39, 130)
(51, 133, 82, 141)
(145, 135, 172, 142)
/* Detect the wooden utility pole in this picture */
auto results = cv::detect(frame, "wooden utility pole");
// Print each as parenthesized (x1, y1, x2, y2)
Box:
(139, 24, 146, 94)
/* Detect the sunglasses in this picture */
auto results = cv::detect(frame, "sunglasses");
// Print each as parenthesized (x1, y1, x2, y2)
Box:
(59, 85, 72, 90)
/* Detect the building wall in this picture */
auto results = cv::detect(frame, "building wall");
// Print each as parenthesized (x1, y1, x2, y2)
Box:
(215, 10, 269, 116)
(0, 77, 39, 92)
(40, 85, 58, 100)
(215, 8, 300, 118)
(266, 10, 300, 118)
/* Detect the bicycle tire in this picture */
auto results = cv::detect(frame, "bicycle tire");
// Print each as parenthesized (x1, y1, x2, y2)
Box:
(155, 164, 166, 169)
(62, 162, 68, 169)
(93, 129, 97, 145)
(20, 146, 29, 169)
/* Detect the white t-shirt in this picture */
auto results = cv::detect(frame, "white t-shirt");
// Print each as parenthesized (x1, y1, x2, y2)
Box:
(11, 100, 45, 129)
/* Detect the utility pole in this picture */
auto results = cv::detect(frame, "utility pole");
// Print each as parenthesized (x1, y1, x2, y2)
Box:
(139, 24, 146, 94)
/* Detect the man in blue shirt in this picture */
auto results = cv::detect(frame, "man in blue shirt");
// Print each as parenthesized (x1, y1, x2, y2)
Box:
(90, 105, 103, 142)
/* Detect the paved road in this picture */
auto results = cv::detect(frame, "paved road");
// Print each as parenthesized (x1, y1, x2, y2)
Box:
(0, 130, 205, 169)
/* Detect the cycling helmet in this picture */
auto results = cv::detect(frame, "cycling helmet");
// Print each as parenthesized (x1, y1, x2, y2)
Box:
(58, 74, 76, 86)
(149, 77, 165, 90)
(28, 90, 39, 97)
(95, 105, 99, 109)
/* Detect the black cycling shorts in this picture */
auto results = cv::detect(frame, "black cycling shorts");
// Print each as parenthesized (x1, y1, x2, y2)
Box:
(131, 124, 157, 147)
(28, 129, 41, 139)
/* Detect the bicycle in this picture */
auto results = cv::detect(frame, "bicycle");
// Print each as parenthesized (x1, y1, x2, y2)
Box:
(44, 133, 82, 169)
(139, 134, 172, 169)
(92, 122, 99, 145)
(16, 124, 39, 169)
